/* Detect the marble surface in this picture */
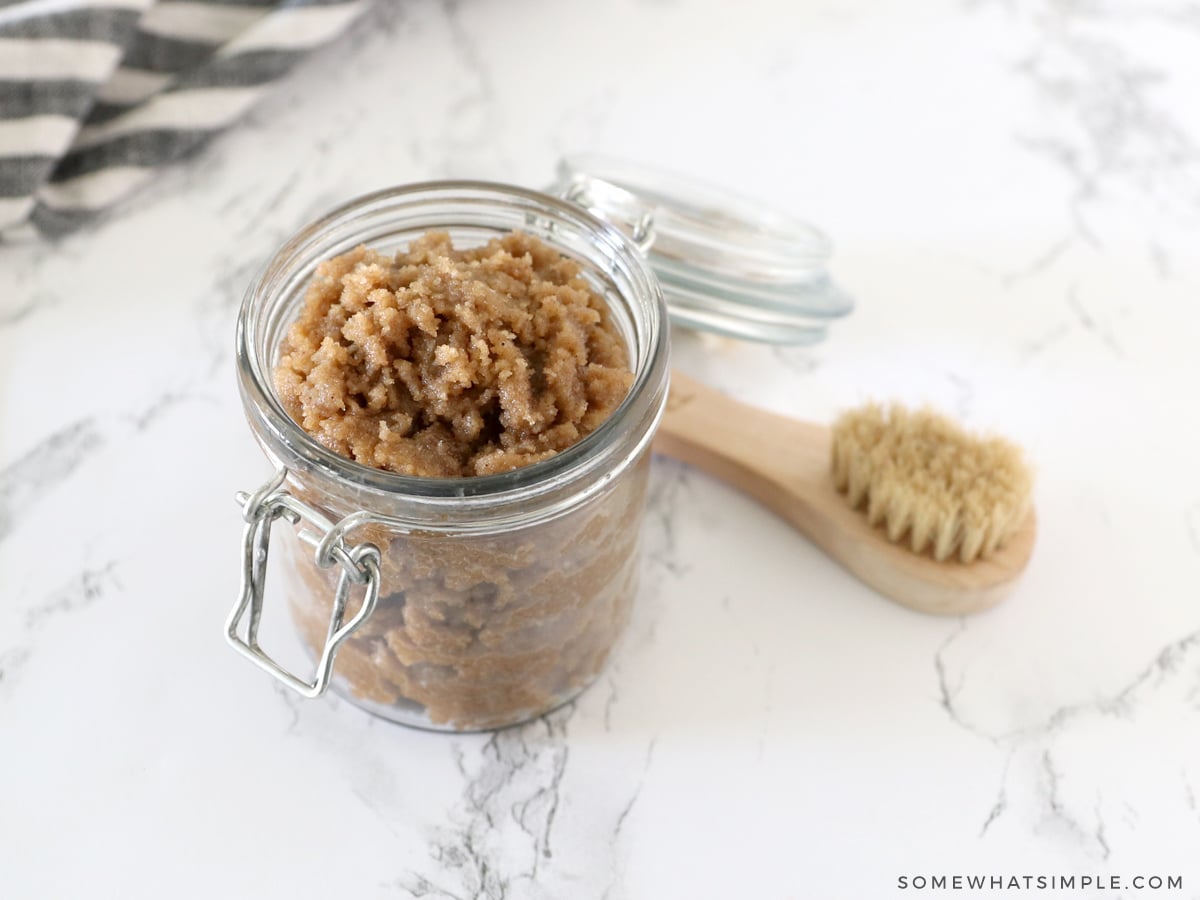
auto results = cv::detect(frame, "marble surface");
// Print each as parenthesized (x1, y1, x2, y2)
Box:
(2, 0, 1199, 896)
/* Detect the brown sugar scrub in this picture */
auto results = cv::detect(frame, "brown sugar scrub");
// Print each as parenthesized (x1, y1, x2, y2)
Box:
(275, 230, 634, 477)
(272, 230, 644, 729)
(282, 463, 646, 730)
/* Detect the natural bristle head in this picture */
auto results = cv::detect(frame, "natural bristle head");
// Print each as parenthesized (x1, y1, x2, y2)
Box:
(830, 403, 1033, 563)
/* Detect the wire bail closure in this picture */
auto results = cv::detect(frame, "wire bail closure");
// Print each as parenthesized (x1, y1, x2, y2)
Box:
(558, 177, 657, 254)
(226, 468, 381, 698)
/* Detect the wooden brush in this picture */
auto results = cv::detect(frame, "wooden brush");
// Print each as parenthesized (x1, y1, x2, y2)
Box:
(655, 371, 1037, 616)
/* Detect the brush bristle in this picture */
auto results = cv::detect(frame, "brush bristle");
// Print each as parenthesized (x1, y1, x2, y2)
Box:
(830, 403, 1032, 564)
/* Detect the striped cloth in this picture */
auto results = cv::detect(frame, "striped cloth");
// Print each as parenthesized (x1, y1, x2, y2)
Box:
(0, 0, 370, 241)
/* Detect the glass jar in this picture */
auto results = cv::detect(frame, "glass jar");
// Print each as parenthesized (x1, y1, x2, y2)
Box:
(229, 182, 670, 731)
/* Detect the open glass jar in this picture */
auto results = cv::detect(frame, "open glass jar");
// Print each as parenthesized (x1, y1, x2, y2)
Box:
(229, 182, 670, 731)
(229, 161, 851, 731)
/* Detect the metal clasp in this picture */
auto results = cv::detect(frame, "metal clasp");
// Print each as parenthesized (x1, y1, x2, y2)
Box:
(226, 468, 381, 698)
(559, 178, 657, 254)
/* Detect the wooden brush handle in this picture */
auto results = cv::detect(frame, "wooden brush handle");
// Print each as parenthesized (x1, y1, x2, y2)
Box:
(655, 371, 1036, 616)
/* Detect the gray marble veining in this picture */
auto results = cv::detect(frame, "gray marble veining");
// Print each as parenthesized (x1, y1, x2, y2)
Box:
(1, 0, 1198, 896)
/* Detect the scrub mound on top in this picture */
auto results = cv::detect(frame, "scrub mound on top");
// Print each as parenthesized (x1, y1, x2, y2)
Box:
(274, 230, 634, 477)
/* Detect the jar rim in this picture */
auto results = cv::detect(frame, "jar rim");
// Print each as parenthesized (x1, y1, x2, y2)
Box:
(236, 180, 670, 506)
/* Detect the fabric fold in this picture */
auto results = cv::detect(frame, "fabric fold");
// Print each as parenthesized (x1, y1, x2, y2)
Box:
(0, 0, 371, 240)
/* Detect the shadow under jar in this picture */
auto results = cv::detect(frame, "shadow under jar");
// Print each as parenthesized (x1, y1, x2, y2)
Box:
(231, 183, 670, 731)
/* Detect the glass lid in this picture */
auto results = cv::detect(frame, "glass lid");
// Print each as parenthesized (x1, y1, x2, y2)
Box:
(553, 154, 854, 345)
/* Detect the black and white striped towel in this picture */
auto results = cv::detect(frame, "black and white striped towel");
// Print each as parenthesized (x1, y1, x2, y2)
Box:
(0, 0, 370, 241)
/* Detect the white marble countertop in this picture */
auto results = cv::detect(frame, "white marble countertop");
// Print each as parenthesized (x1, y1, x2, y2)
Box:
(3, 0, 1199, 896)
